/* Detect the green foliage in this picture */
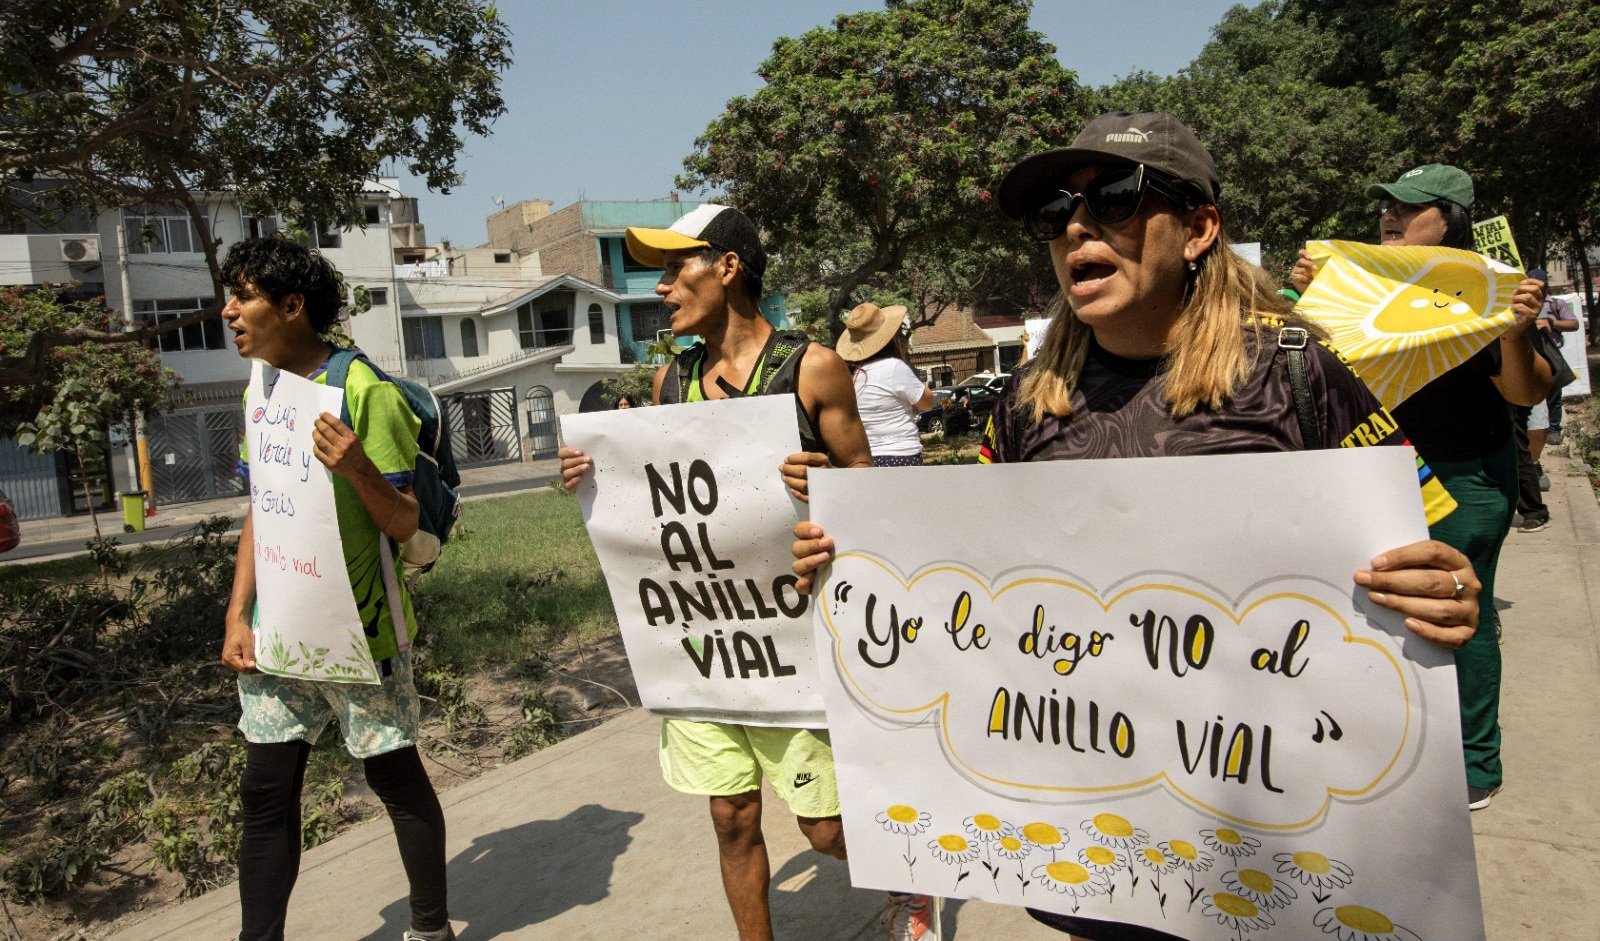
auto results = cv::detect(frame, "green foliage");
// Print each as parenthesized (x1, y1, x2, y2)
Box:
(602, 365, 658, 408)
(1277, 0, 1600, 285)
(503, 690, 562, 762)
(0, 287, 172, 427)
(0, 1, 511, 235)
(680, 0, 1088, 324)
(0, 0, 511, 391)
(416, 665, 488, 734)
(1104, 2, 1405, 276)
(411, 492, 613, 669)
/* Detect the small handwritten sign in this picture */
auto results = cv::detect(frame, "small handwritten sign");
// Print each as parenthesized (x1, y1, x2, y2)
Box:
(562, 396, 823, 726)
(246, 362, 377, 684)
(810, 449, 1482, 940)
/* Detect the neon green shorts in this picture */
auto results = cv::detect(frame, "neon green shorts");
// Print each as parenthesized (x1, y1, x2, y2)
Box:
(659, 717, 841, 818)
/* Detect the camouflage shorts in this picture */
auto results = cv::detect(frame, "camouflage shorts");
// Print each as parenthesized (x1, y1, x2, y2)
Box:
(237, 651, 419, 759)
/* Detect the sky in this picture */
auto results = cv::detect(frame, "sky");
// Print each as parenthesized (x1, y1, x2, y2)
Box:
(399, 1, 1244, 247)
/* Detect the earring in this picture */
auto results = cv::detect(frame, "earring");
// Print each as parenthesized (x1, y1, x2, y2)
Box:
(1186, 259, 1198, 273)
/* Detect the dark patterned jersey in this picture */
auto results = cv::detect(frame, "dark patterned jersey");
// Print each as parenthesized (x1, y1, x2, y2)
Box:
(980, 329, 1457, 525)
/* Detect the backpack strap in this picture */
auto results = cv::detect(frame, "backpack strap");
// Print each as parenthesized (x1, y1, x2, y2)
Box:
(1278, 327, 1324, 450)
(658, 343, 706, 405)
(323, 347, 371, 425)
(322, 345, 409, 654)
(754, 330, 809, 395)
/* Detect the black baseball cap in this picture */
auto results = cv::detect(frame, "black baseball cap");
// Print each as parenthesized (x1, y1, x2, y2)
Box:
(625, 204, 767, 279)
(997, 111, 1221, 219)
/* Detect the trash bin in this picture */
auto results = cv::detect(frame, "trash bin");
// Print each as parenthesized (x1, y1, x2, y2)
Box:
(120, 491, 146, 533)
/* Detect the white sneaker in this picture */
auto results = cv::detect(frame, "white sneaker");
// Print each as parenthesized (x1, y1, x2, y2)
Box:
(885, 892, 941, 941)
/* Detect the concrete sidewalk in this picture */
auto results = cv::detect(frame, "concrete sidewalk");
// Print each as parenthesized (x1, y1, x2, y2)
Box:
(105, 448, 1600, 941)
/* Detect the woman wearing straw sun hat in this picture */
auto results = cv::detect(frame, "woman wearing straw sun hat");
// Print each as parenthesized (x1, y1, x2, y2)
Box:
(837, 301, 936, 466)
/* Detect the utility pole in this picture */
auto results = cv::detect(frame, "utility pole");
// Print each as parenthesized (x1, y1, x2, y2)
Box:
(116, 222, 157, 516)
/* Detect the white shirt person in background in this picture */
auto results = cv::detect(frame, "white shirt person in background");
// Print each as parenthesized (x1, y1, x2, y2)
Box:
(837, 302, 936, 466)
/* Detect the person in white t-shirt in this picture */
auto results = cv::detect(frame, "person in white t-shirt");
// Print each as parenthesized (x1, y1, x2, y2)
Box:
(837, 302, 936, 466)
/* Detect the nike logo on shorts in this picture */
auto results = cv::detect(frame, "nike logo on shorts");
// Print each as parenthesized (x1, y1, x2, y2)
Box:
(793, 772, 818, 789)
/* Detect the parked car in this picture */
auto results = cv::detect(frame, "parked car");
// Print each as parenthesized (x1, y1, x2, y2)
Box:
(953, 371, 1011, 394)
(918, 385, 1001, 436)
(0, 487, 20, 554)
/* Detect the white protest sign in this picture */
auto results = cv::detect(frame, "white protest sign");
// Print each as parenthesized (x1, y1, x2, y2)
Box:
(245, 361, 378, 684)
(811, 448, 1482, 941)
(1025, 317, 1051, 360)
(562, 395, 822, 726)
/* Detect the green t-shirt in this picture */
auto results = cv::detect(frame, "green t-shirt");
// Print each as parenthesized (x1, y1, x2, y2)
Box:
(240, 358, 421, 660)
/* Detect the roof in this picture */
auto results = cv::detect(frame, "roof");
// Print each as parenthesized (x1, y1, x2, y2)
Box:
(401, 272, 621, 318)
(430, 344, 573, 393)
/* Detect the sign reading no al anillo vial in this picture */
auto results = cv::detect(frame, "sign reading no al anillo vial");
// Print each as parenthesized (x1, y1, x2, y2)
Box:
(562, 396, 823, 726)
(810, 448, 1483, 941)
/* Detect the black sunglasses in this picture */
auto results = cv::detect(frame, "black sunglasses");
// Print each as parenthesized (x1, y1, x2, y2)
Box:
(1022, 165, 1202, 242)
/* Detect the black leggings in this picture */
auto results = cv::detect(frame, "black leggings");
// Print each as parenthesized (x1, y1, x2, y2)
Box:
(239, 741, 449, 941)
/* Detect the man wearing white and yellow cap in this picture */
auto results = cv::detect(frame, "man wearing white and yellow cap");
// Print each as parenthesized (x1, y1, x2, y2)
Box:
(559, 204, 879, 941)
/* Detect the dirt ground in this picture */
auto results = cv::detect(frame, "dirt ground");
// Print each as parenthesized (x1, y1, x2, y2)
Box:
(4, 634, 639, 941)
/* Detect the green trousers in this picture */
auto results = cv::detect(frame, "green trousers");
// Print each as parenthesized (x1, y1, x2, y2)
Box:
(1427, 437, 1517, 790)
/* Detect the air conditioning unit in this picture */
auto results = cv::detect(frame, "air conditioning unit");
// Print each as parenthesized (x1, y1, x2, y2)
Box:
(59, 237, 101, 263)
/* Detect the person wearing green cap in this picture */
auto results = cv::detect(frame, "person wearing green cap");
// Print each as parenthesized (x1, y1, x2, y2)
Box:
(1294, 163, 1551, 812)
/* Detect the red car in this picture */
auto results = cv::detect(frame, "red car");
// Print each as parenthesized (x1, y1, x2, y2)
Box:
(0, 487, 20, 553)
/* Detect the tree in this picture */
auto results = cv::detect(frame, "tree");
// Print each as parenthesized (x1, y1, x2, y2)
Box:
(679, 0, 1087, 329)
(1284, 0, 1600, 308)
(1104, 3, 1405, 277)
(2, 287, 172, 531)
(0, 0, 511, 388)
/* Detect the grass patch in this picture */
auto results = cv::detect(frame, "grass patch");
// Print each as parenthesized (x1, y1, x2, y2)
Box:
(412, 488, 615, 670)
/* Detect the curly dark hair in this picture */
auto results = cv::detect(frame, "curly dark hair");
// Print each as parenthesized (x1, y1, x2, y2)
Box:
(220, 237, 345, 331)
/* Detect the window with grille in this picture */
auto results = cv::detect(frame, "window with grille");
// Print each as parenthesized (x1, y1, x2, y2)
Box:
(133, 298, 223, 352)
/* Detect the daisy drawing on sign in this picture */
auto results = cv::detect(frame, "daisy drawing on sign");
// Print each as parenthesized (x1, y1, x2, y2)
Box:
(928, 832, 982, 893)
(1019, 820, 1070, 861)
(994, 833, 1031, 892)
(1222, 868, 1298, 911)
(1160, 838, 1214, 912)
(1201, 891, 1277, 941)
(1313, 905, 1423, 941)
(1081, 812, 1150, 850)
(877, 804, 932, 883)
(1201, 827, 1262, 860)
(1274, 850, 1355, 904)
(963, 813, 1015, 886)
(1077, 844, 1127, 904)
(1134, 844, 1179, 914)
(1031, 860, 1111, 914)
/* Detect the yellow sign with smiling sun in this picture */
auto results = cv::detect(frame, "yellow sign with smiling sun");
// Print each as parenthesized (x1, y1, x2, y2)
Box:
(1294, 240, 1522, 410)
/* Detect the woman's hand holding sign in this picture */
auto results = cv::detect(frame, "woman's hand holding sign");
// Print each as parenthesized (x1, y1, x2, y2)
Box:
(1354, 539, 1479, 648)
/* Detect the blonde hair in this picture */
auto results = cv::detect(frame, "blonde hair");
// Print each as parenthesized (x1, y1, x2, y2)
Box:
(1017, 224, 1298, 421)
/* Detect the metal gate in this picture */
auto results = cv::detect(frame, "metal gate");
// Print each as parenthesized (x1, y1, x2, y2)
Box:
(0, 437, 65, 520)
(524, 386, 558, 459)
(145, 406, 247, 504)
(443, 387, 522, 466)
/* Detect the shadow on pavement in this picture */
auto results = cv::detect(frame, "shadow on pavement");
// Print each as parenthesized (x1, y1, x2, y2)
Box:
(367, 803, 645, 940)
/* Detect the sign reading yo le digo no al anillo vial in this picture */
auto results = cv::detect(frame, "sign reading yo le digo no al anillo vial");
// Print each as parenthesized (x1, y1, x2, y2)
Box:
(562, 395, 822, 726)
(245, 361, 377, 684)
(809, 448, 1483, 941)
